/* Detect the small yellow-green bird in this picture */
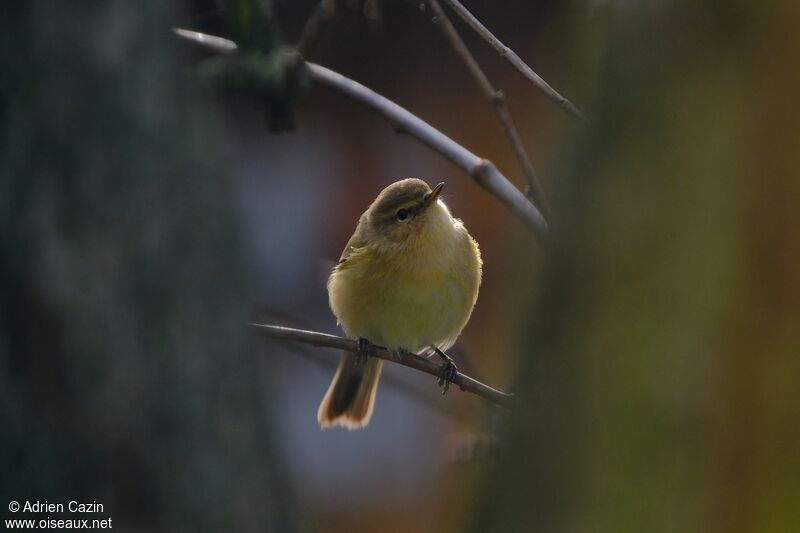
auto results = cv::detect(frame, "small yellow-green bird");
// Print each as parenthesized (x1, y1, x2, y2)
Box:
(318, 178, 482, 429)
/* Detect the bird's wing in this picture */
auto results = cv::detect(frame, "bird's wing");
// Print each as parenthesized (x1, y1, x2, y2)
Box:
(338, 214, 368, 265)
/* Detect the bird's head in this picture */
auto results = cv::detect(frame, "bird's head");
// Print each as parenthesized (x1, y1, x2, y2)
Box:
(366, 178, 447, 245)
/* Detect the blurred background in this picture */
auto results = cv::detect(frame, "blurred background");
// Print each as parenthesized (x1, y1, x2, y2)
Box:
(2, 1, 798, 532)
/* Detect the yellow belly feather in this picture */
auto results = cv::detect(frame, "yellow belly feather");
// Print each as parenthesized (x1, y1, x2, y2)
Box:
(328, 213, 481, 353)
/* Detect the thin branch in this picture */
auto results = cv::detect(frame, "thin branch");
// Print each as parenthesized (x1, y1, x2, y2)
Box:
(173, 28, 549, 237)
(173, 28, 237, 54)
(254, 307, 475, 423)
(275, 329, 471, 423)
(440, 0, 585, 121)
(250, 323, 515, 408)
(297, 0, 337, 57)
(427, 0, 550, 216)
(257, 303, 482, 378)
(306, 63, 547, 236)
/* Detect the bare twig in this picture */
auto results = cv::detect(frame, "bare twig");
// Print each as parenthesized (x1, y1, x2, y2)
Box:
(254, 307, 475, 423)
(250, 323, 515, 408)
(276, 329, 471, 422)
(427, 0, 549, 215)
(307, 63, 548, 236)
(439, 0, 585, 121)
(173, 28, 548, 237)
(297, 0, 337, 57)
(173, 28, 237, 54)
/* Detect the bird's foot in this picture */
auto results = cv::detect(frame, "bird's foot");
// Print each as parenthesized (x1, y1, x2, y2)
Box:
(356, 337, 375, 365)
(433, 347, 458, 394)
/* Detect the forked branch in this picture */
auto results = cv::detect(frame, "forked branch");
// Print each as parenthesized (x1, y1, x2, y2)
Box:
(307, 63, 548, 236)
(440, 0, 585, 121)
(427, 0, 550, 215)
(251, 323, 515, 408)
(173, 28, 548, 237)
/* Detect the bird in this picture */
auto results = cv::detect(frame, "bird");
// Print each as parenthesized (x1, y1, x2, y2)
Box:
(318, 178, 482, 429)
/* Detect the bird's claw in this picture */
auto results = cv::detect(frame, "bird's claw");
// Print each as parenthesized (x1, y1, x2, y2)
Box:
(434, 347, 458, 394)
(356, 337, 375, 366)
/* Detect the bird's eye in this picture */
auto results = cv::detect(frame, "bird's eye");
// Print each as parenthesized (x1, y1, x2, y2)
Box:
(396, 208, 409, 221)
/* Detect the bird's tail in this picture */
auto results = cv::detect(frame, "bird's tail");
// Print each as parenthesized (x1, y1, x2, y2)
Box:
(317, 353, 383, 429)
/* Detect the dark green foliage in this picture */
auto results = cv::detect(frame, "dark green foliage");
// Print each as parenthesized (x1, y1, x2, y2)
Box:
(203, 0, 307, 132)
(195, 47, 310, 133)
(216, 0, 282, 54)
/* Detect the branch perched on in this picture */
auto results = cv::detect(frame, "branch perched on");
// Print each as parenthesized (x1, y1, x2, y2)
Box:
(173, 28, 548, 237)
(440, 0, 585, 121)
(427, 0, 550, 216)
(250, 323, 515, 408)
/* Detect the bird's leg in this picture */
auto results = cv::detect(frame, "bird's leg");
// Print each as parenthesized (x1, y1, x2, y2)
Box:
(356, 337, 375, 366)
(432, 346, 458, 394)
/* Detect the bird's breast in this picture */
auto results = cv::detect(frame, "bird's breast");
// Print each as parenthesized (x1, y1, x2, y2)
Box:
(328, 214, 481, 353)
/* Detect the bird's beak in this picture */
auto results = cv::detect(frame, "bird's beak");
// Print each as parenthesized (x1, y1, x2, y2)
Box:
(423, 182, 444, 210)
